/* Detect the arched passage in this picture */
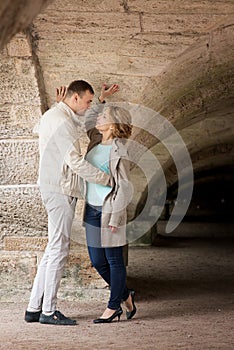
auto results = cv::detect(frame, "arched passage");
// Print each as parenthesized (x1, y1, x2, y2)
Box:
(131, 17, 234, 239)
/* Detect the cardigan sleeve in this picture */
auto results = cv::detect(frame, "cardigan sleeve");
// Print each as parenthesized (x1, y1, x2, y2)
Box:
(108, 157, 133, 227)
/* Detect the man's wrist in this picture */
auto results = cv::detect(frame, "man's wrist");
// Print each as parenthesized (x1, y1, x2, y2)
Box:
(98, 96, 106, 103)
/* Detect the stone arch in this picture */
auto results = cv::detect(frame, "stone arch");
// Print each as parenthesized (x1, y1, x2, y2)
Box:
(132, 16, 234, 145)
(131, 17, 234, 234)
(0, 0, 53, 50)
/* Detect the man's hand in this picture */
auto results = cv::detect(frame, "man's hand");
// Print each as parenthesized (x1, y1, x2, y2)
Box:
(99, 83, 119, 103)
(56, 86, 67, 103)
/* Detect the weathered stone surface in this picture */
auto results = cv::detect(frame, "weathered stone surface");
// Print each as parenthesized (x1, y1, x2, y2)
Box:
(127, 0, 234, 14)
(6, 34, 31, 57)
(32, 2, 233, 111)
(1, 237, 104, 292)
(0, 105, 41, 139)
(63, 249, 106, 289)
(0, 137, 89, 185)
(42, 51, 167, 80)
(35, 12, 141, 36)
(4, 236, 48, 251)
(142, 13, 228, 34)
(2, 236, 102, 287)
(0, 185, 86, 248)
(0, 186, 48, 246)
(0, 48, 42, 139)
(0, 54, 40, 104)
(0, 140, 39, 185)
(0, 251, 37, 275)
(0, 251, 37, 301)
(39, 32, 195, 66)
(142, 17, 234, 126)
(0, 248, 106, 302)
(45, 0, 125, 13)
(118, 33, 196, 59)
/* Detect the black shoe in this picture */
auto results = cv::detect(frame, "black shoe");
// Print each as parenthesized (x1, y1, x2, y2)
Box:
(126, 290, 137, 320)
(25, 310, 41, 322)
(93, 307, 123, 324)
(39, 310, 76, 326)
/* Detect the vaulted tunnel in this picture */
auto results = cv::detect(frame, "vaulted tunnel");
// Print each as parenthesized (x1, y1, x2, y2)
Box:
(0, 0, 234, 298)
(131, 17, 234, 240)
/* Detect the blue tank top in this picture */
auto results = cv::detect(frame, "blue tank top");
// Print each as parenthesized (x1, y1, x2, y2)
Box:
(85, 143, 112, 206)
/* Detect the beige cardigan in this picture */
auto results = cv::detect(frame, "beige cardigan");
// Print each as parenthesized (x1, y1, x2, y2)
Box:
(82, 114, 132, 247)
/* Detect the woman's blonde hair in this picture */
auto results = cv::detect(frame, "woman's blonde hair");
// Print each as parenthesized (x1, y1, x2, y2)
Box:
(106, 105, 132, 139)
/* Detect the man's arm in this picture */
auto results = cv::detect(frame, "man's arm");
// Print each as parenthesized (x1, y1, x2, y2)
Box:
(50, 114, 110, 186)
(55, 83, 119, 185)
(85, 83, 119, 140)
(64, 141, 110, 186)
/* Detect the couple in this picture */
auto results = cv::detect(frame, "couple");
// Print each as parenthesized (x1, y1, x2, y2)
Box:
(24, 80, 137, 325)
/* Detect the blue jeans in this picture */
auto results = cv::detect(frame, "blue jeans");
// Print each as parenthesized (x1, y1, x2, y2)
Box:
(84, 203, 130, 310)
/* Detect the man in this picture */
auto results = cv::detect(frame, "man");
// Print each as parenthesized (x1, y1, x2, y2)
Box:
(25, 80, 117, 325)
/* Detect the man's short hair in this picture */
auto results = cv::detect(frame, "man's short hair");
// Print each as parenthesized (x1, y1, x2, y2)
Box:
(67, 80, 94, 97)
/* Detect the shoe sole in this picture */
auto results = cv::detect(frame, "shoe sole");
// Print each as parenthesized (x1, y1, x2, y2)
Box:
(39, 320, 76, 326)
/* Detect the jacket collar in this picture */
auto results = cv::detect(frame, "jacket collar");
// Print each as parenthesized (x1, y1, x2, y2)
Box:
(57, 102, 83, 128)
(88, 137, 128, 157)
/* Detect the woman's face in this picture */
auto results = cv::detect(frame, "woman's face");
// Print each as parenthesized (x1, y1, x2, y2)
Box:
(95, 109, 115, 133)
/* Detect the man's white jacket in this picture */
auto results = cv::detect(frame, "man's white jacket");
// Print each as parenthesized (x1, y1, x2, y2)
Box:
(37, 101, 109, 198)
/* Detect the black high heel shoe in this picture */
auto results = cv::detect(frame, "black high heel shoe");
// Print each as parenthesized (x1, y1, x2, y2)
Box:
(93, 307, 123, 324)
(126, 290, 137, 320)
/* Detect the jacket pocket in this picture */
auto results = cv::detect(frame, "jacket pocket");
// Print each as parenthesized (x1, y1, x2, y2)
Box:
(67, 196, 77, 207)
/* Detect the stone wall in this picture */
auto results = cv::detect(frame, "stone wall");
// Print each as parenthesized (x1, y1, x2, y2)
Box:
(0, 33, 44, 246)
(0, 32, 101, 298)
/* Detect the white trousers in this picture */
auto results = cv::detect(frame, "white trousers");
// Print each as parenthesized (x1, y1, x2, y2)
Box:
(28, 191, 77, 313)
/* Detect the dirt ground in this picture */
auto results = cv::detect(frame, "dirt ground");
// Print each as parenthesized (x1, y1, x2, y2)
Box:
(0, 237, 234, 350)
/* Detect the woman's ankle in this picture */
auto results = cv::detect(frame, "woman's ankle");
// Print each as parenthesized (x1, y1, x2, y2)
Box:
(124, 294, 133, 312)
(100, 307, 118, 319)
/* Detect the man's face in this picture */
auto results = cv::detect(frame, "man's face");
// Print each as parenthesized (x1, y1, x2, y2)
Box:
(75, 90, 93, 115)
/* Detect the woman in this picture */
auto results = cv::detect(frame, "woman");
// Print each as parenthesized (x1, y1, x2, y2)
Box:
(84, 99, 137, 323)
